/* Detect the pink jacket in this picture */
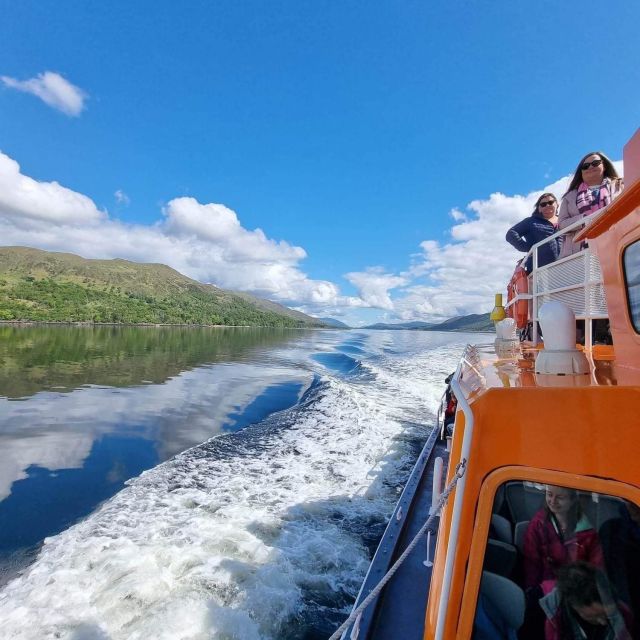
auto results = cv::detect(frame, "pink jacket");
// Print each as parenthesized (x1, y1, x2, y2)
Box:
(523, 508, 603, 589)
(558, 177, 624, 258)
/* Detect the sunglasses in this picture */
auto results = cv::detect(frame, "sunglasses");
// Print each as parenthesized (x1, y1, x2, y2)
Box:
(581, 159, 603, 170)
(539, 200, 556, 207)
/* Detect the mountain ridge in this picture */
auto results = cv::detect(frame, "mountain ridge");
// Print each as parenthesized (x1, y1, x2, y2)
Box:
(0, 246, 325, 328)
(364, 313, 493, 332)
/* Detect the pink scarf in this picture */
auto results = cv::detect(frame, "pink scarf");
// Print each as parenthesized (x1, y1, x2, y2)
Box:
(575, 180, 611, 216)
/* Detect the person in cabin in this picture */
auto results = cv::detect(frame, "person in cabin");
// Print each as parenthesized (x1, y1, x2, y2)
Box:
(443, 372, 457, 435)
(599, 500, 640, 637)
(506, 193, 561, 273)
(521, 485, 604, 639)
(539, 561, 632, 640)
(523, 485, 603, 592)
(558, 151, 623, 258)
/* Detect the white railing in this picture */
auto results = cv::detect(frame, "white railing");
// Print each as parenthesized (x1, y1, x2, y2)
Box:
(505, 216, 608, 348)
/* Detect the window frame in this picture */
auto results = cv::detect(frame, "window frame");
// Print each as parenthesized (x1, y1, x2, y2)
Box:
(456, 465, 640, 638)
(623, 238, 640, 334)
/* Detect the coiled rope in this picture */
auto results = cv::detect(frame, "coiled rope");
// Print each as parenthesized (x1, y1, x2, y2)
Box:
(327, 459, 467, 640)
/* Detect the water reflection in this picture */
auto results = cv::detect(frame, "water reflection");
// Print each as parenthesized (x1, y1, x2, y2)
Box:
(0, 326, 321, 573)
(0, 325, 314, 399)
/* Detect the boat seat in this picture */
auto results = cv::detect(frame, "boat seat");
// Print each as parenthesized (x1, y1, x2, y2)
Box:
(483, 539, 517, 578)
(490, 513, 512, 544)
(492, 484, 506, 515)
(514, 520, 530, 554)
(504, 481, 544, 523)
(578, 493, 625, 529)
(477, 571, 525, 633)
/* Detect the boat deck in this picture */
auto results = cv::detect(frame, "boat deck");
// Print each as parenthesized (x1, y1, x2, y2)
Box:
(344, 426, 448, 639)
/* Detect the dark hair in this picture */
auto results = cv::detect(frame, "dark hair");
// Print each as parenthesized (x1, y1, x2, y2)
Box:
(545, 485, 581, 528)
(557, 561, 613, 609)
(534, 192, 558, 214)
(564, 151, 620, 196)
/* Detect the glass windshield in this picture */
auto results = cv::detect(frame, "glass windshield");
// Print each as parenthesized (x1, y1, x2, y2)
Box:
(473, 480, 639, 639)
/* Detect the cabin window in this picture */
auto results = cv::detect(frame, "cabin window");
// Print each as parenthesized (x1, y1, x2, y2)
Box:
(473, 480, 640, 639)
(623, 239, 640, 333)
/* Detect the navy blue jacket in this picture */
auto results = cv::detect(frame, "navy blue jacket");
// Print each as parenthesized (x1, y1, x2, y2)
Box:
(505, 212, 561, 272)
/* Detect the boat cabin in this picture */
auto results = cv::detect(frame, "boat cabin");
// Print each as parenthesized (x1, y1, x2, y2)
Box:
(340, 129, 640, 640)
(425, 130, 640, 639)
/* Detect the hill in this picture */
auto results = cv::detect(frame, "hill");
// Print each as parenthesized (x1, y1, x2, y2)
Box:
(429, 313, 493, 332)
(364, 321, 436, 330)
(317, 317, 350, 328)
(364, 314, 493, 332)
(227, 291, 318, 325)
(0, 246, 325, 328)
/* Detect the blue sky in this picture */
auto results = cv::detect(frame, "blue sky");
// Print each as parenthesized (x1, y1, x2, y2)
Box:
(1, 1, 639, 325)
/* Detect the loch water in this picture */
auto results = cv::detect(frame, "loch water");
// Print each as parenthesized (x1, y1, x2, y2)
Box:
(0, 325, 486, 639)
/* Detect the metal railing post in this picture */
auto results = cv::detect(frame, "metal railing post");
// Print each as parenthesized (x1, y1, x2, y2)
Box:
(532, 244, 539, 345)
(584, 249, 593, 350)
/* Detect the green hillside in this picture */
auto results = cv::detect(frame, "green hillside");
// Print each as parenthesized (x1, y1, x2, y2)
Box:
(0, 246, 324, 328)
(429, 313, 493, 332)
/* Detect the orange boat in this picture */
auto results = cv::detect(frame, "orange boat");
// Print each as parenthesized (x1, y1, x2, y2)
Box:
(335, 128, 640, 639)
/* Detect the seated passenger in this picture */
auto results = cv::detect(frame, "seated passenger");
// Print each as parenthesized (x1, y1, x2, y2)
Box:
(558, 151, 623, 258)
(523, 485, 603, 591)
(506, 193, 561, 273)
(473, 593, 518, 640)
(443, 372, 457, 435)
(539, 561, 632, 640)
(600, 500, 640, 636)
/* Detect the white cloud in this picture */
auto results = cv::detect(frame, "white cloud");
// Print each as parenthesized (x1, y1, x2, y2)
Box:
(114, 190, 130, 206)
(345, 268, 407, 310)
(0, 148, 624, 324)
(449, 208, 467, 222)
(1, 71, 87, 116)
(383, 164, 621, 322)
(0, 151, 350, 309)
(391, 185, 570, 320)
(0, 152, 104, 226)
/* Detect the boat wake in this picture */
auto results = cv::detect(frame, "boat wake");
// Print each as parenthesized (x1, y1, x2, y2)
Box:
(0, 331, 473, 639)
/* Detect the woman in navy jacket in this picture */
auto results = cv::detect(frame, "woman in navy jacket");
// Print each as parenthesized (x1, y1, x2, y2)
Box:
(506, 193, 561, 272)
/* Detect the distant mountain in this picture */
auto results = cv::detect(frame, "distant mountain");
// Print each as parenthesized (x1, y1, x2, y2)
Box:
(364, 321, 437, 330)
(428, 313, 493, 332)
(317, 317, 350, 328)
(0, 246, 325, 328)
(364, 314, 493, 333)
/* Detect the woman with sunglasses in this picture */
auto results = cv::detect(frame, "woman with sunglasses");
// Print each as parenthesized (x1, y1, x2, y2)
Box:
(506, 193, 561, 272)
(558, 152, 623, 258)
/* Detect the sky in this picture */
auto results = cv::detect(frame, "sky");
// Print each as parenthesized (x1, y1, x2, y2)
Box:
(1, 1, 639, 326)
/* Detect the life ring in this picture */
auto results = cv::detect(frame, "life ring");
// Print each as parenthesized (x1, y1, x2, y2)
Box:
(506, 264, 529, 329)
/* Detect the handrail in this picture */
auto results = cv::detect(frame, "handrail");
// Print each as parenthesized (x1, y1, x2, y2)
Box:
(509, 215, 588, 279)
(506, 213, 608, 347)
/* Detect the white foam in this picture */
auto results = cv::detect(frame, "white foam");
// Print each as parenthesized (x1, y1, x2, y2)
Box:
(0, 330, 474, 639)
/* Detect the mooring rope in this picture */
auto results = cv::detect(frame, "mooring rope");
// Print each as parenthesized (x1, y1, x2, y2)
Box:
(327, 459, 467, 640)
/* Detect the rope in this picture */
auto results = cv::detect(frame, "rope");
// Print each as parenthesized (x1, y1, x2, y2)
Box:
(327, 459, 467, 640)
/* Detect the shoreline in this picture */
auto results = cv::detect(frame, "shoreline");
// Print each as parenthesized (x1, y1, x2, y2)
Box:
(0, 320, 330, 329)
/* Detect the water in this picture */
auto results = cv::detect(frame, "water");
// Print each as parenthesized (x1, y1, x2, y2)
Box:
(0, 325, 486, 639)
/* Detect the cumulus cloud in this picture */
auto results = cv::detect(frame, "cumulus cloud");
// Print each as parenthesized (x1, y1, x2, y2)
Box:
(0, 152, 104, 226)
(0, 148, 624, 323)
(164, 197, 306, 265)
(0, 150, 353, 310)
(391, 186, 569, 320)
(1, 71, 87, 116)
(345, 268, 407, 310)
(381, 162, 622, 322)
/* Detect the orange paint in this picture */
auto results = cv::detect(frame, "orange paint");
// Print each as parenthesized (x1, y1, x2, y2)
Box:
(421, 128, 640, 639)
